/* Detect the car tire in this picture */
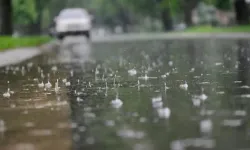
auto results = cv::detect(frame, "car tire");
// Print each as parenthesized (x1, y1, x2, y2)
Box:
(57, 34, 64, 40)
(84, 31, 91, 39)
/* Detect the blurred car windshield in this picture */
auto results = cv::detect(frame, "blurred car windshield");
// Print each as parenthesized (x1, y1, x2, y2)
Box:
(58, 9, 88, 19)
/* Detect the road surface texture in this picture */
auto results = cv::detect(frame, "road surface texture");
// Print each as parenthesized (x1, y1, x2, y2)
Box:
(0, 35, 250, 150)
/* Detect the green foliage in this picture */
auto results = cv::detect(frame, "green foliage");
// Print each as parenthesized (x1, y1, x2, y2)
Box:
(13, 0, 37, 25)
(10, 0, 236, 33)
(0, 36, 51, 51)
(205, 0, 232, 10)
(215, 0, 231, 10)
(184, 25, 250, 32)
(129, 0, 158, 15)
(13, 0, 52, 29)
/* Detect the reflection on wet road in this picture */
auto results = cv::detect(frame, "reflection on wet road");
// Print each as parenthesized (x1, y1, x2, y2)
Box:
(1, 36, 250, 150)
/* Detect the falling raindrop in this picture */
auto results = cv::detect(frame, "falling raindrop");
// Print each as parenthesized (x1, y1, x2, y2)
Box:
(189, 68, 195, 73)
(41, 71, 45, 79)
(27, 62, 33, 68)
(164, 82, 170, 91)
(86, 137, 95, 144)
(45, 80, 52, 89)
(79, 126, 86, 132)
(95, 68, 100, 75)
(105, 120, 115, 127)
(21, 66, 26, 76)
(10, 104, 16, 108)
(111, 96, 123, 109)
(222, 119, 242, 127)
(76, 97, 83, 102)
(3, 88, 10, 98)
(38, 81, 44, 88)
(192, 97, 201, 107)
(24, 122, 35, 128)
(51, 66, 58, 72)
(105, 81, 108, 89)
(152, 96, 163, 108)
(138, 74, 149, 81)
(137, 80, 140, 91)
(200, 119, 213, 134)
(200, 93, 208, 101)
(0, 120, 6, 133)
(168, 61, 173, 67)
(171, 140, 185, 150)
(55, 79, 60, 93)
(157, 107, 171, 119)
(180, 81, 188, 91)
(139, 117, 147, 123)
(65, 81, 71, 87)
(233, 110, 247, 117)
(128, 68, 137, 76)
(70, 70, 74, 77)
(62, 78, 67, 83)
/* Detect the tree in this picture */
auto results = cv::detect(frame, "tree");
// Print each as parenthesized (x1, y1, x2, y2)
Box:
(215, 0, 231, 10)
(234, 0, 249, 25)
(0, 0, 13, 35)
(206, 0, 248, 25)
(111, 0, 133, 32)
(31, 0, 51, 34)
(130, 0, 174, 31)
(205, 0, 231, 10)
(182, 0, 200, 27)
(85, 0, 135, 32)
(161, 7, 173, 31)
(13, 0, 37, 33)
(13, 0, 52, 34)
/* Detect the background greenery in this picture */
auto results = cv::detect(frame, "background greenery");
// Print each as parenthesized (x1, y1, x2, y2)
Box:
(0, 0, 248, 36)
(0, 36, 51, 51)
(10, 0, 235, 34)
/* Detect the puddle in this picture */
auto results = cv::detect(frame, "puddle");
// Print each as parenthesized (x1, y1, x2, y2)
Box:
(0, 39, 250, 150)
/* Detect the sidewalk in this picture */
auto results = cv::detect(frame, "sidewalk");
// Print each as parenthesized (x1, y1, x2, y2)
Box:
(0, 40, 58, 67)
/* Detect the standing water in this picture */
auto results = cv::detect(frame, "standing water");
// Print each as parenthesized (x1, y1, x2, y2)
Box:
(0, 37, 250, 150)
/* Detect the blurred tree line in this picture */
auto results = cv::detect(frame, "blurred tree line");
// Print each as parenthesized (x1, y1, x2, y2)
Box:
(0, 0, 249, 35)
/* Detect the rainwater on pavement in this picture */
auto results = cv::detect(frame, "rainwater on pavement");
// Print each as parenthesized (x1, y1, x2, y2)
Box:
(0, 36, 250, 150)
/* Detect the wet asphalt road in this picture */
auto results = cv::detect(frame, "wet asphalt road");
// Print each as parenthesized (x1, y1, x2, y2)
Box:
(1, 36, 250, 150)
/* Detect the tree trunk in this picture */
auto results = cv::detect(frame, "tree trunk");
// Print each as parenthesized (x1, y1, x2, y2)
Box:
(234, 0, 249, 25)
(119, 10, 130, 33)
(184, 8, 193, 27)
(34, 12, 42, 34)
(121, 23, 128, 33)
(27, 22, 41, 35)
(183, 0, 199, 27)
(27, 0, 45, 35)
(0, 0, 13, 35)
(34, 0, 43, 34)
(161, 8, 173, 31)
(112, 0, 130, 33)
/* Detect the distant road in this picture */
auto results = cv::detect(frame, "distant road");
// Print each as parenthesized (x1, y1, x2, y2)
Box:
(92, 32, 250, 43)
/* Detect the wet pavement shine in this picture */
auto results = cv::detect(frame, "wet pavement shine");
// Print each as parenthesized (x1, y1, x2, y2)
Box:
(1, 36, 250, 150)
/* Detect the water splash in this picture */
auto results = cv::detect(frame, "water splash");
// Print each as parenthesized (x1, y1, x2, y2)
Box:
(128, 68, 137, 76)
(110, 96, 123, 109)
(179, 81, 188, 91)
(3, 88, 11, 98)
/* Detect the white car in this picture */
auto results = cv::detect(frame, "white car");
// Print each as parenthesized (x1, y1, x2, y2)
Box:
(54, 8, 92, 39)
